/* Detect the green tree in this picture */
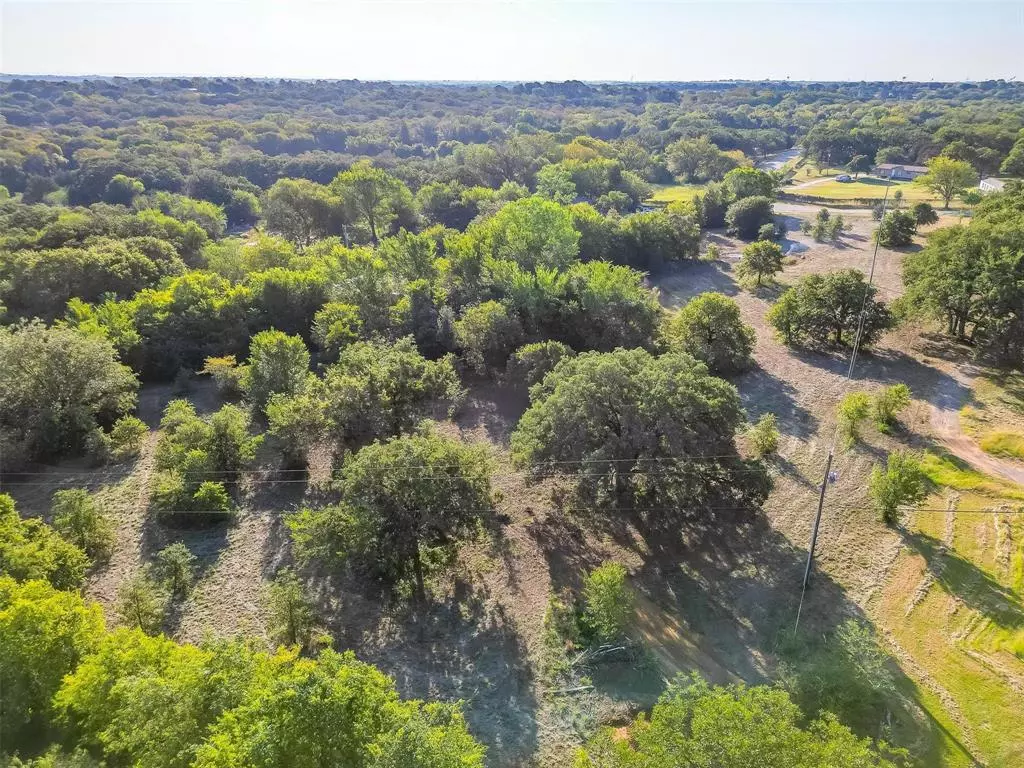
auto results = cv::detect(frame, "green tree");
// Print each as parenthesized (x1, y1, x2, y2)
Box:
(577, 675, 903, 768)
(876, 210, 917, 247)
(511, 349, 768, 511)
(664, 292, 754, 376)
(846, 155, 873, 178)
(289, 433, 493, 602)
(265, 385, 327, 469)
(838, 391, 871, 445)
(581, 563, 633, 643)
(154, 542, 198, 596)
(0, 493, 90, 589)
(240, 330, 311, 410)
(263, 178, 339, 248)
(109, 415, 149, 461)
(873, 383, 912, 431)
(52, 489, 115, 563)
(0, 577, 104, 750)
(469, 196, 580, 270)
(507, 341, 576, 388)
(911, 201, 939, 228)
(322, 338, 461, 445)
(870, 451, 927, 524)
(453, 300, 525, 374)
(311, 302, 362, 362)
(915, 156, 979, 208)
(103, 174, 145, 206)
(723, 166, 777, 199)
(768, 271, 892, 347)
(330, 161, 413, 245)
(265, 568, 315, 649)
(748, 413, 780, 456)
(0, 322, 137, 462)
(536, 163, 577, 204)
(665, 137, 739, 182)
(736, 239, 784, 286)
(115, 571, 166, 635)
(725, 195, 774, 240)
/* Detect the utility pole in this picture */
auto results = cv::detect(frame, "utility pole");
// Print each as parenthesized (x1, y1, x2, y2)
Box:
(802, 450, 833, 589)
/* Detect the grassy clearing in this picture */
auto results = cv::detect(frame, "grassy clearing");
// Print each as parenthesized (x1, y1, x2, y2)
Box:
(960, 372, 1024, 462)
(789, 177, 955, 205)
(918, 450, 1024, 501)
(979, 432, 1024, 460)
(646, 183, 706, 205)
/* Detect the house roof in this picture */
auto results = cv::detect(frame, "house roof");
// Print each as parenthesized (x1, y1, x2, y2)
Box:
(874, 163, 928, 173)
(980, 177, 1006, 190)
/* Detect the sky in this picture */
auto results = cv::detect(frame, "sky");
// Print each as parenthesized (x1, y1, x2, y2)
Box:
(1, 0, 1022, 82)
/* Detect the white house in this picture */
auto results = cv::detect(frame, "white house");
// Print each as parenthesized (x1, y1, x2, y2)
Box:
(979, 177, 1006, 193)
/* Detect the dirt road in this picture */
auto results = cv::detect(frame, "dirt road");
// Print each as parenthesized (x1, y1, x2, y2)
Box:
(757, 147, 802, 170)
(927, 367, 1024, 486)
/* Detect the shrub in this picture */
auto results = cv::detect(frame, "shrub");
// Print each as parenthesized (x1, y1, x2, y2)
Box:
(873, 383, 911, 431)
(870, 451, 927, 524)
(703, 242, 721, 261)
(912, 201, 939, 228)
(838, 391, 871, 445)
(876, 210, 917, 247)
(84, 428, 112, 466)
(240, 330, 311, 410)
(748, 413, 780, 456)
(581, 562, 633, 643)
(109, 415, 148, 461)
(52, 490, 115, 563)
(453, 300, 525, 374)
(757, 222, 777, 241)
(115, 571, 166, 635)
(200, 355, 246, 396)
(725, 195, 774, 240)
(735, 240, 783, 287)
(0, 493, 90, 589)
(154, 542, 197, 596)
(266, 568, 316, 649)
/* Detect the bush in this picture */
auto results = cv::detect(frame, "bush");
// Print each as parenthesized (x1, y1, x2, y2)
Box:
(84, 428, 112, 466)
(115, 571, 166, 635)
(581, 563, 633, 643)
(154, 542, 197, 596)
(838, 391, 871, 445)
(1, 493, 90, 590)
(748, 413, 780, 456)
(735, 240, 783, 287)
(725, 195, 774, 240)
(664, 292, 755, 376)
(453, 300, 524, 374)
(266, 568, 316, 649)
(873, 383, 911, 432)
(240, 330, 311, 410)
(870, 451, 927, 524)
(703, 242, 721, 261)
(876, 210, 917, 247)
(757, 222, 777, 241)
(52, 490, 115, 563)
(109, 415, 148, 461)
(200, 355, 246, 397)
(912, 201, 939, 228)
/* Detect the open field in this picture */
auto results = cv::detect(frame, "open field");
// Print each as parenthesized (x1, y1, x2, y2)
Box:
(783, 175, 966, 208)
(8, 208, 1024, 767)
(645, 182, 706, 205)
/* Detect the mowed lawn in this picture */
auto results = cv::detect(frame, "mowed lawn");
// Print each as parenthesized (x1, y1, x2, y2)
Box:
(787, 176, 965, 208)
(646, 183, 706, 205)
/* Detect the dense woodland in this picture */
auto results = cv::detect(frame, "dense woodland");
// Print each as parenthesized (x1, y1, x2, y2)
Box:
(2, 78, 1024, 767)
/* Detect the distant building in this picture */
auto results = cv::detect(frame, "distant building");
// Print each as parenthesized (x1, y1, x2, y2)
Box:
(979, 177, 1006, 193)
(873, 163, 928, 181)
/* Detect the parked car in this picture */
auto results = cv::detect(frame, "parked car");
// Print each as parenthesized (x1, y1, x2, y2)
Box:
(835, 174, 853, 182)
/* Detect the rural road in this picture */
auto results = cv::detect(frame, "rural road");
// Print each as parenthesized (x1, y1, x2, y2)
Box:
(756, 146, 802, 170)
(928, 368, 1024, 486)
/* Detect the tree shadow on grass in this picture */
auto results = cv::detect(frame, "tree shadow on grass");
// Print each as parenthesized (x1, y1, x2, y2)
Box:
(737, 364, 819, 440)
(900, 528, 1024, 631)
(309, 568, 539, 767)
(654, 261, 739, 308)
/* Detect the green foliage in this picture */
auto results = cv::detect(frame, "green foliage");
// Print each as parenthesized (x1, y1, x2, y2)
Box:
(725, 195, 775, 240)
(748, 413, 780, 456)
(265, 384, 327, 469)
(311, 302, 362, 361)
(453, 300, 524, 374)
(240, 330, 311, 410)
(511, 348, 769, 512)
(804, 207, 846, 242)
(469, 196, 580, 270)
(0, 577, 104, 751)
(201, 355, 246, 397)
(109, 415, 149, 461)
(768, 270, 892, 348)
(289, 432, 493, 601)
(507, 340, 576, 387)
(736, 239, 784, 286)
(870, 451, 927, 524)
(873, 383, 912, 431)
(665, 137, 740, 182)
(321, 338, 461, 445)
(536, 163, 577, 204)
(838, 391, 872, 445)
(619, 203, 701, 269)
(911, 201, 939, 227)
(580, 674, 903, 768)
(265, 569, 315, 649)
(154, 542, 198, 596)
(876, 210, 917, 247)
(0, 322, 137, 463)
(724, 166, 777, 199)
(915, 156, 979, 208)
(331, 161, 414, 245)
(664, 292, 754, 375)
(0, 493, 90, 589)
(263, 178, 340, 247)
(103, 174, 145, 206)
(115, 571, 166, 635)
(151, 401, 262, 522)
(52, 490, 115, 564)
(581, 563, 633, 643)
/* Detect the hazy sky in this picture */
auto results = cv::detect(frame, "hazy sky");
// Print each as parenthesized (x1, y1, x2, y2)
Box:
(2, 0, 1022, 81)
